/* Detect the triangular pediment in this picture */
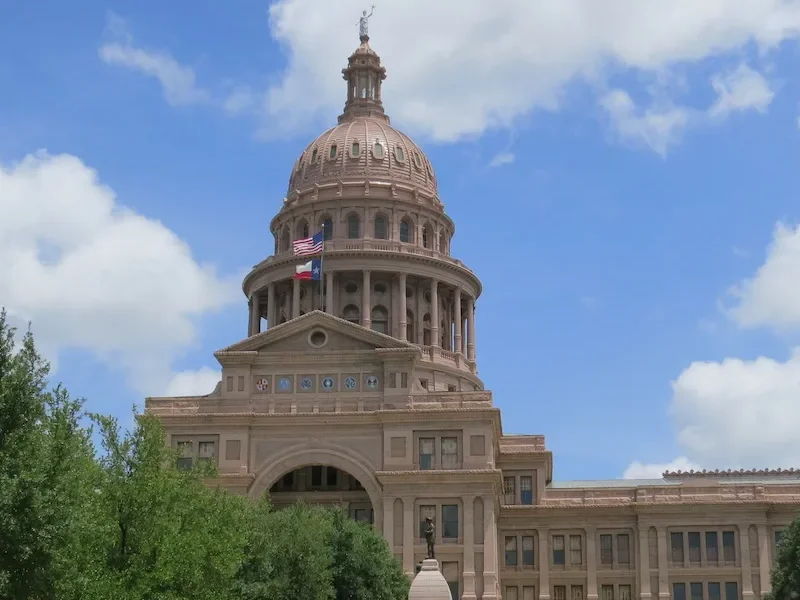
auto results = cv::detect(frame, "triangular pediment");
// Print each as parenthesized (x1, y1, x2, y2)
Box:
(215, 310, 418, 357)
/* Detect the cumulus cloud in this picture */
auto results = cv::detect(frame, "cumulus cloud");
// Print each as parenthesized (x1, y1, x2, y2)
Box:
(164, 367, 221, 397)
(600, 90, 690, 155)
(708, 63, 775, 119)
(0, 152, 239, 395)
(488, 152, 515, 168)
(623, 457, 700, 479)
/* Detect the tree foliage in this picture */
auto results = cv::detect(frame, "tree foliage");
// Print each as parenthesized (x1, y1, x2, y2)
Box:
(767, 518, 800, 600)
(0, 310, 408, 600)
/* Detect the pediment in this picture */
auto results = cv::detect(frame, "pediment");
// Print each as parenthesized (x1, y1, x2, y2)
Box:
(215, 310, 418, 357)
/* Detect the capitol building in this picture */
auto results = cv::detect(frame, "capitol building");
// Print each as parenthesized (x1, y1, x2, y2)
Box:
(145, 29, 800, 600)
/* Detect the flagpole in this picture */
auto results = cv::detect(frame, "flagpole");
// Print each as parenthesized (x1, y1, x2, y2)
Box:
(318, 223, 325, 312)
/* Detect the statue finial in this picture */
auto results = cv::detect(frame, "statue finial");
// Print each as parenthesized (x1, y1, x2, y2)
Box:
(358, 5, 376, 40)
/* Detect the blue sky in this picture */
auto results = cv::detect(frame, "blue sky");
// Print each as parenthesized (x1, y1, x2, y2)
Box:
(2, 0, 800, 480)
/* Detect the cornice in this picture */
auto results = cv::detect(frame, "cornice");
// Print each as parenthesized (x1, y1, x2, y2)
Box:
(500, 499, 800, 515)
(664, 468, 800, 479)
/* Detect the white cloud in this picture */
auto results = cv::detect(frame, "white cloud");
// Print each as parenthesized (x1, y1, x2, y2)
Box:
(99, 16, 209, 106)
(0, 151, 240, 396)
(261, 0, 800, 141)
(488, 152, 515, 168)
(708, 63, 774, 119)
(623, 457, 700, 479)
(164, 367, 221, 397)
(727, 223, 800, 331)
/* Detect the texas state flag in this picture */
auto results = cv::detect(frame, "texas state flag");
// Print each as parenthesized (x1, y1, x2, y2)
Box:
(293, 258, 322, 280)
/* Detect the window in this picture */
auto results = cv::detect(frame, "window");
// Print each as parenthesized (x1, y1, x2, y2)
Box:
(373, 140, 385, 159)
(441, 437, 458, 468)
(422, 225, 431, 249)
(329, 144, 337, 159)
(554, 587, 566, 600)
(507, 588, 519, 600)
(442, 562, 459, 600)
(552, 535, 565, 565)
(197, 441, 215, 463)
(176, 441, 193, 470)
(600, 534, 613, 565)
(371, 305, 388, 334)
(395, 146, 405, 162)
(775, 530, 784, 547)
(690, 583, 703, 600)
(618, 534, 630, 564)
(708, 583, 721, 600)
(601, 585, 615, 600)
(374, 215, 387, 239)
(724, 582, 738, 600)
(569, 534, 582, 565)
(419, 438, 435, 470)
(281, 227, 290, 252)
(503, 477, 516, 505)
(688, 532, 701, 564)
(342, 304, 360, 323)
(572, 585, 585, 600)
(347, 214, 360, 239)
(353, 508, 372, 523)
(326, 466, 337, 487)
(441, 505, 458, 539)
(673, 583, 686, 600)
(522, 535, 535, 566)
(722, 531, 735, 563)
(281, 471, 294, 489)
(620, 586, 632, 600)
(505, 536, 518, 566)
(523, 587, 535, 600)
(311, 466, 323, 487)
(310, 148, 318, 163)
(413, 151, 422, 169)
(447, 384, 456, 392)
(298, 220, 309, 239)
(400, 219, 411, 243)
(419, 505, 435, 539)
(406, 310, 414, 342)
(351, 141, 360, 157)
(321, 217, 333, 240)
(706, 532, 719, 562)
(401, 372, 408, 388)
(671, 532, 684, 563)
(520, 476, 534, 504)
(439, 230, 448, 253)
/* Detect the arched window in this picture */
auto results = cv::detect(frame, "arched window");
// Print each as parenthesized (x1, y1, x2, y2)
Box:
(422, 224, 432, 249)
(374, 215, 387, 239)
(342, 304, 360, 324)
(310, 148, 318, 164)
(399, 219, 412, 243)
(297, 220, 309, 239)
(351, 141, 360, 157)
(321, 217, 333, 241)
(281, 227, 291, 252)
(422, 313, 431, 346)
(329, 144, 337, 160)
(438, 229, 447, 254)
(371, 305, 388, 335)
(406, 309, 414, 342)
(347, 214, 360, 239)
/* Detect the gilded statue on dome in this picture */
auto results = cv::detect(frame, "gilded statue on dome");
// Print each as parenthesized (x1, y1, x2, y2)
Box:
(358, 5, 375, 38)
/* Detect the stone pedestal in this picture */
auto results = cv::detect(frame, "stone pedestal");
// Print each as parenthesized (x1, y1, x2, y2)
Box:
(409, 559, 452, 600)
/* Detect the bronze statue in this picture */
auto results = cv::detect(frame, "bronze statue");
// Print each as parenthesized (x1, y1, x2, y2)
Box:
(424, 516, 435, 559)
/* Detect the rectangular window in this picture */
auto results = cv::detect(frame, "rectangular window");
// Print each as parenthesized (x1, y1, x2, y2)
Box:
(600, 534, 614, 565)
(520, 475, 534, 504)
(506, 587, 519, 600)
(401, 372, 408, 388)
(523, 586, 536, 600)
(176, 441, 193, 470)
(419, 505, 435, 539)
(690, 582, 704, 600)
(571, 585, 585, 600)
(505, 536, 518, 566)
(706, 532, 719, 563)
(441, 437, 458, 469)
(569, 534, 583, 565)
(673, 583, 686, 600)
(620, 585, 632, 600)
(775, 530, 784, 547)
(554, 586, 567, 600)
(708, 583, 721, 600)
(197, 441, 215, 465)
(601, 585, 615, 600)
(504, 476, 516, 505)
(326, 466, 338, 487)
(552, 535, 566, 565)
(688, 532, 701, 564)
(353, 508, 370, 523)
(722, 531, 736, 563)
(419, 438, 435, 470)
(522, 535, 535, 566)
(618, 533, 631, 565)
(226, 376, 233, 392)
(724, 583, 738, 600)
(671, 532, 685, 563)
(441, 504, 459, 539)
(311, 465, 323, 487)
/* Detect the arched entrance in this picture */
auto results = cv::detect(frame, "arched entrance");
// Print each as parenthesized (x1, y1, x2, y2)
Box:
(248, 443, 383, 531)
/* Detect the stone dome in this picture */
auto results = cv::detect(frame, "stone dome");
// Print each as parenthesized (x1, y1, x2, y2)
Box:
(286, 117, 438, 197)
(408, 560, 452, 600)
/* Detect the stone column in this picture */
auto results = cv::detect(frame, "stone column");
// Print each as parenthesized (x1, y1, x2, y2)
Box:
(656, 527, 669, 600)
(292, 278, 301, 319)
(740, 524, 754, 600)
(326, 272, 334, 315)
(399, 273, 408, 340)
(482, 496, 498, 600)
(247, 297, 254, 337)
(430, 279, 439, 348)
(416, 281, 424, 344)
(637, 524, 652, 600)
(362, 270, 371, 328)
(757, 524, 771, 597)
(462, 495, 477, 600)
(454, 287, 462, 354)
(587, 527, 598, 600)
(383, 497, 395, 549)
(403, 497, 415, 575)
(467, 296, 476, 361)
(251, 293, 261, 335)
(539, 528, 550, 600)
(267, 282, 276, 329)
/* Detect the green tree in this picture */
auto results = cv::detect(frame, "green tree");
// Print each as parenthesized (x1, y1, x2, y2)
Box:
(767, 518, 800, 600)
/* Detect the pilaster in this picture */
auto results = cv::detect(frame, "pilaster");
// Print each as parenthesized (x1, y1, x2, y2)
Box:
(740, 523, 754, 600)
(757, 524, 771, 597)
(454, 286, 462, 354)
(267, 282, 276, 328)
(462, 495, 477, 600)
(587, 526, 598, 600)
(431, 279, 439, 348)
(362, 270, 372, 328)
(482, 495, 498, 600)
(292, 278, 300, 319)
(403, 496, 415, 575)
(539, 528, 550, 600)
(656, 527, 669, 600)
(399, 272, 408, 341)
(637, 524, 652, 600)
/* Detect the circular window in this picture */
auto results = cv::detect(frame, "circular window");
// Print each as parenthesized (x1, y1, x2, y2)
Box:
(308, 330, 328, 348)
(344, 282, 358, 294)
(373, 282, 387, 294)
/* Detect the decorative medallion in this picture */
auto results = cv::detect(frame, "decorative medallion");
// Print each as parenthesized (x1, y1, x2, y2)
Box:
(344, 376, 357, 389)
(366, 375, 379, 389)
(255, 378, 269, 392)
(300, 377, 313, 390)
(322, 376, 335, 391)
(278, 377, 291, 391)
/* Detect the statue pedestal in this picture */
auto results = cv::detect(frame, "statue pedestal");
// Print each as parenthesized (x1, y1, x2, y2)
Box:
(408, 559, 452, 600)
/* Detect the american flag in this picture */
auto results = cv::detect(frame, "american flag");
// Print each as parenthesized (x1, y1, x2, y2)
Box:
(292, 231, 324, 256)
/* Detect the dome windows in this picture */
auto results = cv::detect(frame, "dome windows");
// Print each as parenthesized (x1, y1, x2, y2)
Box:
(347, 214, 360, 239)
(422, 224, 432, 250)
(310, 148, 318, 164)
(329, 144, 338, 160)
(399, 218, 413, 243)
(280, 226, 291, 252)
(372, 140, 385, 160)
(373, 282, 387, 294)
(320, 217, 333, 241)
(374, 214, 388, 239)
(413, 151, 422, 169)
(395, 146, 405, 163)
(344, 282, 359, 294)
(342, 304, 360, 324)
(350, 141, 361, 158)
(297, 220, 310, 239)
